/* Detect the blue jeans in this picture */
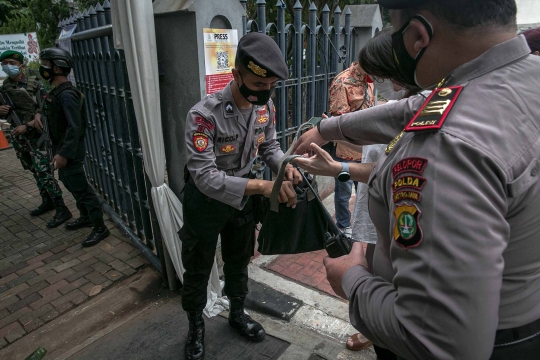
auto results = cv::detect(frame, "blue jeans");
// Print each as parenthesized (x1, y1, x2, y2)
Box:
(334, 176, 358, 228)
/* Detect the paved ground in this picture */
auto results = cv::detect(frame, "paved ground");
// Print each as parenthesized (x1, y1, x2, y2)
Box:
(0, 148, 149, 348)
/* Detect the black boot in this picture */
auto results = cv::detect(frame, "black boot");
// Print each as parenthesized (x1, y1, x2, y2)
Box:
(65, 216, 93, 230)
(228, 297, 265, 342)
(185, 311, 205, 360)
(82, 218, 110, 247)
(46, 198, 72, 228)
(30, 192, 55, 216)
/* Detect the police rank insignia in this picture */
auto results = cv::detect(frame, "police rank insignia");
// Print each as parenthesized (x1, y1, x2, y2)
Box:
(248, 61, 267, 77)
(221, 144, 235, 153)
(193, 132, 209, 152)
(225, 101, 234, 114)
(393, 203, 423, 249)
(257, 134, 265, 145)
(405, 86, 463, 131)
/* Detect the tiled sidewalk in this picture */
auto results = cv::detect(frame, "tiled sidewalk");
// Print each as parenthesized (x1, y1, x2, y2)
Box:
(265, 193, 366, 299)
(0, 149, 149, 348)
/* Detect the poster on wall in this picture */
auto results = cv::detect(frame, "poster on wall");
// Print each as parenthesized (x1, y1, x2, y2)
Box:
(0, 32, 40, 78)
(203, 28, 238, 95)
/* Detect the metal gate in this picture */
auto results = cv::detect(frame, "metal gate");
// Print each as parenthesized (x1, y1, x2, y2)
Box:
(58, 2, 166, 277)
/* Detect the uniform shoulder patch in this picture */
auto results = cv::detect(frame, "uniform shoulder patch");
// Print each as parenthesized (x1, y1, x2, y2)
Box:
(194, 116, 215, 131)
(405, 86, 463, 132)
(193, 132, 209, 152)
(393, 158, 428, 178)
(393, 203, 423, 249)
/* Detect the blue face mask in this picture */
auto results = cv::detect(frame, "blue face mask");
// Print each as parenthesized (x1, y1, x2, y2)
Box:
(2, 64, 21, 77)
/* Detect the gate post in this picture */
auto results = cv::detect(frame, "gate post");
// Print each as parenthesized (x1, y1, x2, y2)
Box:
(153, 0, 244, 198)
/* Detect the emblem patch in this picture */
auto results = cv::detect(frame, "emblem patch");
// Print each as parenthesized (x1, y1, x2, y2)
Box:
(393, 158, 428, 178)
(248, 61, 267, 77)
(385, 131, 404, 155)
(258, 108, 267, 116)
(194, 116, 215, 130)
(193, 132, 209, 152)
(393, 191, 421, 203)
(257, 115, 269, 124)
(393, 203, 423, 249)
(273, 104, 276, 125)
(221, 144, 236, 153)
(405, 86, 463, 131)
(225, 101, 234, 114)
(393, 176, 426, 193)
(257, 134, 265, 145)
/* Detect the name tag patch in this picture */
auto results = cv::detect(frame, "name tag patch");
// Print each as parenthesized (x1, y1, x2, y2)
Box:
(405, 86, 463, 131)
(393, 191, 421, 203)
(217, 134, 239, 143)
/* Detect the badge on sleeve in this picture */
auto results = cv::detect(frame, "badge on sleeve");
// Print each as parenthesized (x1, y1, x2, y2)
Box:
(405, 86, 463, 131)
(393, 175, 426, 193)
(393, 203, 423, 249)
(193, 132, 209, 152)
(194, 116, 215, 131)
(257, 134, 265, 145)
(393, 158, 428, 178)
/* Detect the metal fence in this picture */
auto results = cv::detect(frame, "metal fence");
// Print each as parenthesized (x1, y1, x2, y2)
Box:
(58, 1, 166, 278)
(241, 0, 358, 149)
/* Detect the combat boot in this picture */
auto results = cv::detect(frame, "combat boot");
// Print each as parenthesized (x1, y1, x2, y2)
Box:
(65, 216, 93, 230)
(30, 192, 55, 216)
(185, 311, 205, 360)
(82, 218, 110, 247)
(228, 296, 265, 342)
(46, 198, 72, 228)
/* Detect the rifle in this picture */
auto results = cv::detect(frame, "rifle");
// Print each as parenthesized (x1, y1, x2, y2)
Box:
(0, 90, 36, 154)
(35, 87, 62, 193)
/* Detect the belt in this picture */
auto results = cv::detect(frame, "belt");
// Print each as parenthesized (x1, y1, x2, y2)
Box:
(494, 317, 540, 347)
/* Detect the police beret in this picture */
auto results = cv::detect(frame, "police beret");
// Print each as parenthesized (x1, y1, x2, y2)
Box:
(236, 32, 289, 80)
(378, 0, 432, 9)
(0, 50, 25, 62)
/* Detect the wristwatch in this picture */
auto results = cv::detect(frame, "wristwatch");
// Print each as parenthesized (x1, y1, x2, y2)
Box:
(337, 162, 351, 182)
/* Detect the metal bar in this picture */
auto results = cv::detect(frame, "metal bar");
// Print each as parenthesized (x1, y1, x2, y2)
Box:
(257, 0, 266, 32)
(332, 6, 341, 75)
(293, 1, 302, 127)
(69, 24, 112, 42)
(277, 1, 286, 150)
(321, 5, 330, 115)
(240, 0, 247, 36)
(307, 2, 317, 120)
(344, 7, 352, 67)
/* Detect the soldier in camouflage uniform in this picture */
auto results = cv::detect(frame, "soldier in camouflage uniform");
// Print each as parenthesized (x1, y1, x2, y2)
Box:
(0, 50, 70, 227)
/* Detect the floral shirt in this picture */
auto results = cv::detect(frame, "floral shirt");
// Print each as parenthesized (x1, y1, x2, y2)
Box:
(329, 62, 374, 161)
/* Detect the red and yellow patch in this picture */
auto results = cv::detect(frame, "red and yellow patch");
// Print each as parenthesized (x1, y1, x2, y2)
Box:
(258, 107, 267, 116)
(393, 158, 428, 178)
(392, 176, 426, 193)
(393, 191, 421, 203)
(257, 115, 269, 124)
(272, 104, 276, 125)
(405, 86, 463, 132)
(221, 144, 236, 153)
(257, 134, 265, 145)
(194, 116, 214, 130)
(193, 132, 209, 152)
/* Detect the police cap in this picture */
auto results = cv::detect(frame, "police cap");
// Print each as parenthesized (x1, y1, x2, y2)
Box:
(0, 50, 25, 63)
(236, 32, 289, 80)
(377, 0, 431, 9)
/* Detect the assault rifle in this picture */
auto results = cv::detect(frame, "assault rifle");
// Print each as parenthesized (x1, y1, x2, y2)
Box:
(0, 90, 36, 154)
(35, 88, 62, 193)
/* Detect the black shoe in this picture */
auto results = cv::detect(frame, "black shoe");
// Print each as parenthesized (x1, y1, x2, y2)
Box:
(185, 311, 205, 360)
(65, 216, 93, 230)
(30, 196, 55, 216)
(82, 225, 110, 247)
(228, 297, 265, 342)
(46, 207, 73, 228)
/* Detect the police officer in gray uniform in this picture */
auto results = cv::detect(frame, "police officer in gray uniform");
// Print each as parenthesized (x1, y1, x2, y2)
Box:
(180, 32, 301, 360)
(293, 0, 540, 359)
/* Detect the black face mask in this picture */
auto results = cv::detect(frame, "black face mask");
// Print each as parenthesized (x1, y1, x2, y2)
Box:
(39, 65, 54, 82)
(391, 15, 433, 88)
(238, 75, 275, 106)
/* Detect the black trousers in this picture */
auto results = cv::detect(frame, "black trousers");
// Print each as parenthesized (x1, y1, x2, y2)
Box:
(58, 159, 103, 223)
(180, 182, 256, 313)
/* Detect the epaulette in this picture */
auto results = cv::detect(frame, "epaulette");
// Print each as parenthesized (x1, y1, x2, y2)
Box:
(405, 86, 463, 132)
(198, 93, 221, 117)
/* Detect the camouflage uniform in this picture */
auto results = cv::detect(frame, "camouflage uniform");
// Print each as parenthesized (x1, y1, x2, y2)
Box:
(1, 75, 63, 207)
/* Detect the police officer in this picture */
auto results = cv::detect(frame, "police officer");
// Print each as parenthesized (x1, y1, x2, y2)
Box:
(293, 0, 540, 359)
(0, 50, 68, 223)
(180, 32, 301, 360)
(39, 48, 110, 247)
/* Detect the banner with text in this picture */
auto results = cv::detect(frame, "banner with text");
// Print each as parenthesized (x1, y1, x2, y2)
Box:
(0, 32, 40, 78)
(203, 28, 238, 95)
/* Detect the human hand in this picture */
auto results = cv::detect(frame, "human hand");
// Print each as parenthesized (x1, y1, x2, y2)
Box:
(291, 127, 327, 155)
(322, 113, 329, 119)
(284, 164, 302, 185)
(323, 242, 368, 299)
(52, 154, 67, 170)
(292, 143, 341, 177)
(262, 180, 297, 208)
(12, 125, 27, 136)
(29, 114, 43, 131)
(0, 105, 10, 116)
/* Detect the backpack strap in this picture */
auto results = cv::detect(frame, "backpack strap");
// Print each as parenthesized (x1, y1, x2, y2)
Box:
(26, 76, 38, 94)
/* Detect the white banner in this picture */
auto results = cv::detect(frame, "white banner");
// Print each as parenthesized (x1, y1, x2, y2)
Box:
(0, 32, 40, 77)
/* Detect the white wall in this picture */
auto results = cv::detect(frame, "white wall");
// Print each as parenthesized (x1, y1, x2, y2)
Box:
(516, 0, 540, 26)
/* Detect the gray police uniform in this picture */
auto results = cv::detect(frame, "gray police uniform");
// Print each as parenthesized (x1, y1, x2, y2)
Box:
(180, 81, 283, 312)
(319, 35, 540, 359)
